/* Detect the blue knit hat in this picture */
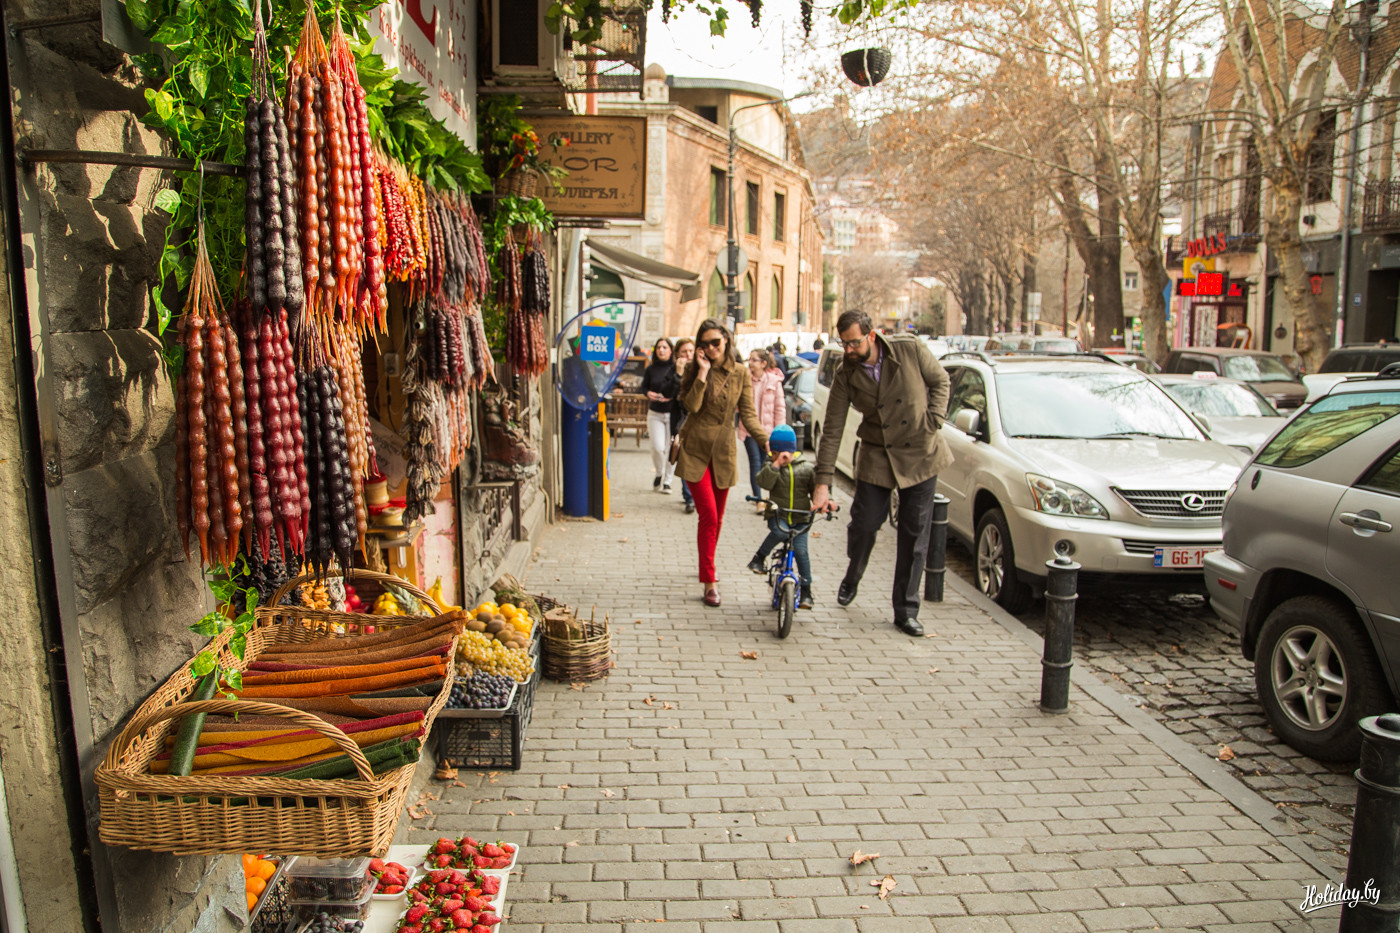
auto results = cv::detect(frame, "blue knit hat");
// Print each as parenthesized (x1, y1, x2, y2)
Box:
(770, 424, 797, 453)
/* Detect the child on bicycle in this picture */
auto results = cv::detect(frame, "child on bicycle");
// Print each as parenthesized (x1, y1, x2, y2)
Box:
(746, 425, 817, 609)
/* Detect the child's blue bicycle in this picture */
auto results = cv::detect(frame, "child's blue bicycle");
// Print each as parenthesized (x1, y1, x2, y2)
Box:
(746, 497, 839, 639)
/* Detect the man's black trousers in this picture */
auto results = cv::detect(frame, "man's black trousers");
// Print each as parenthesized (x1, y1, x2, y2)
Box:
(843, 475, 938, 622)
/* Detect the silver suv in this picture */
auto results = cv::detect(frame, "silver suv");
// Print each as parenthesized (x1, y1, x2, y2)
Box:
(1205, 371, 1400, 761)
(939, 354, 1249, 612)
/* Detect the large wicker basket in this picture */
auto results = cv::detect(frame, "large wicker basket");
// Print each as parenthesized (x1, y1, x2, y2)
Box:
(95, 571, 453, 858)
(541, 604, 612, 683)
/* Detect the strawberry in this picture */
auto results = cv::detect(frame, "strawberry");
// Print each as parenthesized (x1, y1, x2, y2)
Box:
(433, 838, 457, 855)
(428, 870, 450, 884)
(434, 854, 454, 868)
(490, 856, 511, 870)
(435, 882, 458, 896)
(471, 926, 491, 933)
(461, 836, 480, 849)
(406, 905, 430, 924)
(400, 926, 422, 933)
(439, 899, 463, 914)
(500, 843, 516, 854)
(427, 921, 446, 933)
(463, 895, 486, 912)
(461, 844, 480, 856)
(449, 870, 470, 884)
(479, 877, 501, 896)
(481, 844, 503, 858)
(450, 908, 473, 928)
(369, 858, 387, 873)
(472, 856, 492, 869)
(480, 913, 502, 926)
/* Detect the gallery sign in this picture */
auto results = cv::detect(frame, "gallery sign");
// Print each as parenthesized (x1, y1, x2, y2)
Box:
(530, 115, 647, 219)
(369, 0, 476, 147)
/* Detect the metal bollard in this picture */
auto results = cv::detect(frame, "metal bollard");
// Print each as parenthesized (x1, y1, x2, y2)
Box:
(923, 494, 950, 602)
(1039, 556, 1080, 714)
(1338, 714, 1400, 932)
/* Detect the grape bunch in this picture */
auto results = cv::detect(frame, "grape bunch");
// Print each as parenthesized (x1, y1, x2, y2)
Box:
(301, 912, 364, 933)
(454, 631, 534, 683)
(447, 672, 515, 710)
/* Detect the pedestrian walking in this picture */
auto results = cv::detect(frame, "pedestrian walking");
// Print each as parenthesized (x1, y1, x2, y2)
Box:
(671, 338, 696, 514)
(641, 337, 680, 493)
(675, 319, 769, 607)
(740, 348, 786, 512)
(747, 424, 816, 609)
(812, 309, 952, 637)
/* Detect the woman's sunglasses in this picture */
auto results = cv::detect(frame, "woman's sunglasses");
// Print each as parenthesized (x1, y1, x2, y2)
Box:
(699, 338, 724, 349)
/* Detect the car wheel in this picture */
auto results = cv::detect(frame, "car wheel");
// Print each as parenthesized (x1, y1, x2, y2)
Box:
(1254, 595, 1395, 762)
(975, 507, 1033, 614)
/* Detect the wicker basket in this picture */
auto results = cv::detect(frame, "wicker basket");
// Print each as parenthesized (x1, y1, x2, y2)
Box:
(495, 169, 539, 199)
(94, 571, 453, 858)
(541, 604, 612, 683)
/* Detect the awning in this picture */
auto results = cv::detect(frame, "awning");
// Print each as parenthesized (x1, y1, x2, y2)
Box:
(587, 238, 703, 303)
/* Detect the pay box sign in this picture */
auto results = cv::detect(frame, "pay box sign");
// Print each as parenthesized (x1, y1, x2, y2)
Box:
(580, 325, 616, 363)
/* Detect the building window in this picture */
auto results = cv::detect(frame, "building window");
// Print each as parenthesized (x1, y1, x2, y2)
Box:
(696, 105, 719, 124)
(770, 270, 783, 321)
(708, 269, 726, 318)
(737, 271, 755, 322)
(710, 168, 726, 226)
(773, 192, 786, 241)
(1123, 271, 1139, 291)
(746, 182, 760, 237)
(833, 218, 856, 251)
(1305, 110, 1337, 203)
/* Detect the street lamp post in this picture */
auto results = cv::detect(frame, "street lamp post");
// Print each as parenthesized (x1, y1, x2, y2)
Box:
(726, 92, 814, 330)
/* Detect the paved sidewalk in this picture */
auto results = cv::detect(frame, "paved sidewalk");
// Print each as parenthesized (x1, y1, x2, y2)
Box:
(413, 447, 1349, 931)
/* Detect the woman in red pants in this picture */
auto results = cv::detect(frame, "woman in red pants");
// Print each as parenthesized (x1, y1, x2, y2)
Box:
(673, 319, 769, 607)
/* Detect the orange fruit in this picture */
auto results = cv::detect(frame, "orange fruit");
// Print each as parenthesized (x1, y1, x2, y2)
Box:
(247, 876, 266, 897)
(256, 860, 276, 881)
(247, 892, 258, 912)
(242, 853, 257, 874)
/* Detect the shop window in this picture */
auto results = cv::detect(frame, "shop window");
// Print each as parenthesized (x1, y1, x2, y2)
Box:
(710, 168, 726, 226)
(1306, 111, 1337, 203)
(746, 182, 760, 236)
(774, 192, 786, 241)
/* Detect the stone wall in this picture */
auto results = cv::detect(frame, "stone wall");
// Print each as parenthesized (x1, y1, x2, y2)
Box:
(8, 3, 243, 930)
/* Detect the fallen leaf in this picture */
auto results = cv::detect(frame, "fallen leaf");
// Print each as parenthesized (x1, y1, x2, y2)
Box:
(416, 790, 441, 804)
(434, 766, 459, 781)
(644, 695, 656, 706)
(849, 850, 881, 866)
(450, 780, 466, 788)
(506, 810, 515, 816)
(565, 840, 580, 847)
(872, 875, 897, 899)
(924, 632, 938, 637)
(927, 667, 940, 674)
(740, 651, 759, 660)
(811, 530, 822, 538)
(1218, 745, 1236, 761)
(558, 784, 572, 790)
(859, 905, 869, 910)
(618, 537, 629, 542)
(570, 682, 586, 691)
(663, 702, 674, 710)
(602, 788, 615, 798)
(407, 804, 431, 820)
(785, 695, 795, 702)
(786, 834, 796, 843)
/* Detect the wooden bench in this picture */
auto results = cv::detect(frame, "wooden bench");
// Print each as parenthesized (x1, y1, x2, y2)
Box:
(605, 393, 650, 446)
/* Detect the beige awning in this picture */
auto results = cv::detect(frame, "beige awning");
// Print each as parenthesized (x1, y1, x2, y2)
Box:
(587, 238, 703, 303)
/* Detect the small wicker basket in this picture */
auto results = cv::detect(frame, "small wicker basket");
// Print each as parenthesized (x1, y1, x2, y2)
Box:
(541, 604, 612, 683)
(495, 169, 539, 199)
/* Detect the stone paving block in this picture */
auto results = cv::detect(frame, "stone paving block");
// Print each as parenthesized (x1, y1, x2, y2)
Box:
(592, 861, 666, 881)
(1005, 914, 1089, 933)
(503, 901, 588, 923)
(777, 920, 860, 933)
(701, 879, 777, 899)
(1075, 906, 1159, 931)
(1216, 899, 1310, 923)
(588, 899, 668, 922)
(736, 897, 818, 920)
(1145, 903, 1231, 927)
(662, 899, 741, 921)
(666, 861, 740, 880)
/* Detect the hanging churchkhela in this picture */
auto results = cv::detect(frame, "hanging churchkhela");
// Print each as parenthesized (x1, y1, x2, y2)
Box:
(295, 321, 359, 576)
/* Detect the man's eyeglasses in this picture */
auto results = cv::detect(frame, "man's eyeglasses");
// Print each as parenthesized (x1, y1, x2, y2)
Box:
(699, 338, 724, 350)
(840, 334, 870, 349)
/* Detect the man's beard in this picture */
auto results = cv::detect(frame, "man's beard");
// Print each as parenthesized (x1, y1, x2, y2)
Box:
(845, 344, 872, 364)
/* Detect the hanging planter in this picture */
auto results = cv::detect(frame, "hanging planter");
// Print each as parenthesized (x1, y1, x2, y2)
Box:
(841, 47, 892, 87)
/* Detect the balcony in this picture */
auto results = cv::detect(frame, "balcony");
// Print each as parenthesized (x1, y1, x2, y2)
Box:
(1200, 206, 1262, 251)
(1363, 180, 1400, 233)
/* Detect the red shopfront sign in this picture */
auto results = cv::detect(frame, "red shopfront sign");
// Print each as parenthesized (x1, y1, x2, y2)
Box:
(1185, 233, 1230, 258)
(1178, 274, 1248, 301)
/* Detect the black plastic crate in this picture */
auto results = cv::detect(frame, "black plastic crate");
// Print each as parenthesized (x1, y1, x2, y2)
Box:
(435, 640, 539, 771)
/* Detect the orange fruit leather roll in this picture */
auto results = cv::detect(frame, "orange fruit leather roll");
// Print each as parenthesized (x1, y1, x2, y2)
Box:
(231, 660, 446, 699)
(148, 721, 424, 773)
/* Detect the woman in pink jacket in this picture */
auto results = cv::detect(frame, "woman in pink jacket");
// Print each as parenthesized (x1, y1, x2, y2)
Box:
(739, 348, 787, 511)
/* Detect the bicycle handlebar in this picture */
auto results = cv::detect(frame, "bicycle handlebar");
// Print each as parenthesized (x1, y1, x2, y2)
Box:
(745, 496, 840, 518)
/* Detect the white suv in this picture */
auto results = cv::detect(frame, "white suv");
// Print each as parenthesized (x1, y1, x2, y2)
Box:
(939, 354, 1251, 611)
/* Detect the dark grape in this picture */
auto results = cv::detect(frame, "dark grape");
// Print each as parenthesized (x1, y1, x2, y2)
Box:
(446, 671, 516, 710)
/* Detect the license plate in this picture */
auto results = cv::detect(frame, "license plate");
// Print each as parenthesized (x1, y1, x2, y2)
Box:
(1153, 546, 1220, 568)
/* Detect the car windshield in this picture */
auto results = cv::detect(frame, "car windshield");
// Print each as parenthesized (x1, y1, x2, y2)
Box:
(997, 370, 1204, 440)
(1034, 339, 1080, 352)
(1255, 390, 1400, 468)
(1165, 382, 1279, 417)
(1222, 354, 1298, 383)
(789, 369, 815, 397)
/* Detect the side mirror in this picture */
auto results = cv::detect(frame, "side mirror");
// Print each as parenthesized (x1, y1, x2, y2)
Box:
(1192, 413, 1212, 435)
(954, 408, 982, 437)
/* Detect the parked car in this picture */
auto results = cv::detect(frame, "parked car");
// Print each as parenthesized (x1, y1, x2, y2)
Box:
(1205, 368, 1400, 760)
(784, 364, 817, 449)
(1302, 342, 1400, 401)
(1161, 347, 1306, 410)
(811, 346, 861, 476)
(1155, 373, 1288, 454)
(1101, 348, 1162, 373)
(938, 354, 1250, 612)
(917, 335, 952, 358)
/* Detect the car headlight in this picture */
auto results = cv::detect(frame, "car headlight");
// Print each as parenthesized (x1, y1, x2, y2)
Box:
(796, 408, 811, 423)
(1026, 473, 1109, 519)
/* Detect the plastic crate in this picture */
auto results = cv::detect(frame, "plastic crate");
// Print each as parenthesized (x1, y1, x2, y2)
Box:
(435, 640, 540, 771)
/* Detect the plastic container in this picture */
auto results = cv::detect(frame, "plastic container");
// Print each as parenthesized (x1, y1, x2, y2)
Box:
(284, 856, 373, 902)
(370, 865, 418, 901)
(288, 880, 375, 924)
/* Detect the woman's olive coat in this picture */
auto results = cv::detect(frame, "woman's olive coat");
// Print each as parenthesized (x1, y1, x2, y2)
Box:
(674, 356, 769, 487)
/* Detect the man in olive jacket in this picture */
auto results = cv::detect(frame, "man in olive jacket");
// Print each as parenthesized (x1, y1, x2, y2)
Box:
(812, 311, 952, 636)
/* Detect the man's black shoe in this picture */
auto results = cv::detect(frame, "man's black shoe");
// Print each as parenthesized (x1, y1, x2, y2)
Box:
(894, 617, 924, 637)
(837, 579, 858, 606)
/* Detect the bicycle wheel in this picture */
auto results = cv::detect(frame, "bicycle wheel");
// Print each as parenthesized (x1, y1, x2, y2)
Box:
(777, 578, 796, 639)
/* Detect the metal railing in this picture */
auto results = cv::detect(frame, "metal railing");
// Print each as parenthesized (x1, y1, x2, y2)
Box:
(1200, 206, 1262, 250)
(1362, 180, 1400, 232)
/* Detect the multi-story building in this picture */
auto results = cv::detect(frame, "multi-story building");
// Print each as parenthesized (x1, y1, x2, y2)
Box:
(582, 66, 823, 345)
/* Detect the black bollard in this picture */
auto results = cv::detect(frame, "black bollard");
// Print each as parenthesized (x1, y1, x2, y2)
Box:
(1338, 714, 1400, 932)
(923, 494, 950, 602)
(1039, 556, 1079, 714)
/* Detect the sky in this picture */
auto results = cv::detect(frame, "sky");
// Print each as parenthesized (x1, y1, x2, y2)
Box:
(644, 5, 802, 98)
